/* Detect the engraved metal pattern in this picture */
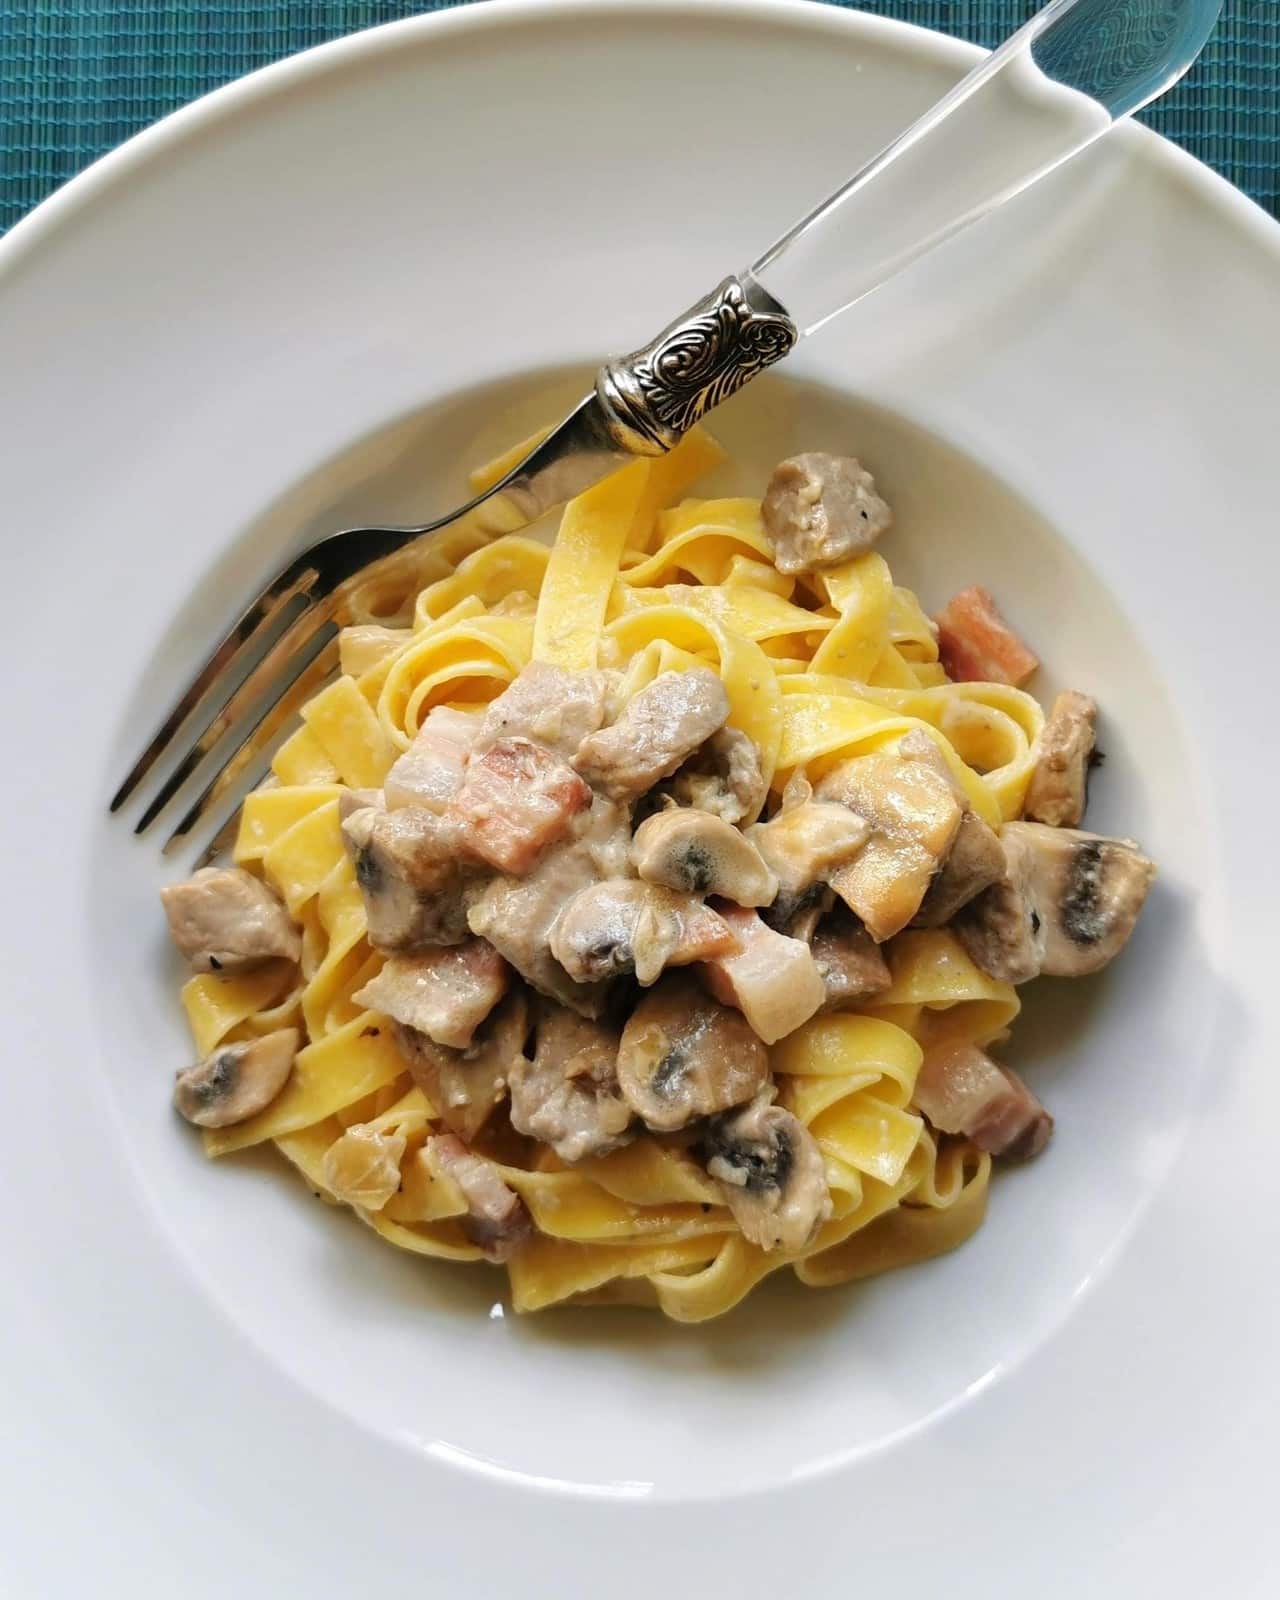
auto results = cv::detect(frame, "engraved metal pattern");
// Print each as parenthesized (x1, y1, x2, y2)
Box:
(597, 276, 798, 454)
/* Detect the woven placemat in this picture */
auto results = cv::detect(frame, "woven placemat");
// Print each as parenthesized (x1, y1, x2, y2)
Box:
(1, 1, 1276, 235)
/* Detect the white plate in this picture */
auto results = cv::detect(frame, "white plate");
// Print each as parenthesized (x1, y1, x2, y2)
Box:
(2, 1, 1277, 1593)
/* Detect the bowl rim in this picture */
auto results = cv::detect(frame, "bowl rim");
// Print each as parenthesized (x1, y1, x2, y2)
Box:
(2, 0, 1277, 287)
(3, 2, 1278, 1590)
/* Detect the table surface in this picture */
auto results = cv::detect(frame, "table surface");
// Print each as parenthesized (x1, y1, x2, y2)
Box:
(0, 0, 1276, 235)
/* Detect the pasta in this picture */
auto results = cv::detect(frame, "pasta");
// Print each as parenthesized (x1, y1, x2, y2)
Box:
(161, 430, 1155, 1324)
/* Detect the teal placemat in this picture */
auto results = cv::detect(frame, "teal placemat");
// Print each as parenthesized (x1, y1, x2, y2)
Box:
(1, 1, 1276, 235)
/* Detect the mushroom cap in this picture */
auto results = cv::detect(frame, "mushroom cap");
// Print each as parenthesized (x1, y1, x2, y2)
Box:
(174, 1027, 299, 1128)
(616, 974, 770, 1132)
(630, 807, 778, 908)
(956, 822, 1155, 982)
(549, 879, 734, 985)
(703, 1093, 832, 1252)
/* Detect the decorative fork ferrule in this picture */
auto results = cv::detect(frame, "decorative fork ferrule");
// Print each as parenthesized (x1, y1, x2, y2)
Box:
(596, 274, 798, 455)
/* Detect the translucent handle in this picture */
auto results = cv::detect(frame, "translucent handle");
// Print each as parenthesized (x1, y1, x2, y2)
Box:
(749, 0, 1223, 336)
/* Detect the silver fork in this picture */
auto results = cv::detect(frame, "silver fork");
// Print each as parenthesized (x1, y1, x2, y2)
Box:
(113, 0, 1222, 861)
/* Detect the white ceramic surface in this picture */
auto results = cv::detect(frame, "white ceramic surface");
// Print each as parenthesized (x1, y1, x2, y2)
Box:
(1, 2, 1277, 1594)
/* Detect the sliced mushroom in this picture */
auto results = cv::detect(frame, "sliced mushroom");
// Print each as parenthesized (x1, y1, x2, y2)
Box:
(616, 974, 769, 1132)
(549, 880, 735, 985)
(448, 736, 592, 875)
(666, 726, 768, 825)
(466, 800, 630, 1017)
(699, 905, 827, 1044)
(955, 821, 1156, 983)
(816, 740, 963, 942)
(913, 809, 1007, 927)
(1022, 690, 1098, 828)
(475, 660, 610, 760)
(761, 452, 892, 576)
(173, 1027, 299, 1128)
(392, 989, 529, 1141)
(631, 807, 778, 908)
(573, 668, 729, 800)
(914, 1041, 1053, 1161)
(352, 939, 508, 1049)
(809, 906, 892, 1010)
(768, 883, 836, 942)
(702, 1093, 832, 1252)
(161, 866, 301, 974)
(342, 804, 474, 951)
(508, 1004, 634, 1162)
(426, 1133, 532, 1262)
(321, 1123, 407, 1210)
(746, 797, 870, 926)
(384, 706, 481, 812)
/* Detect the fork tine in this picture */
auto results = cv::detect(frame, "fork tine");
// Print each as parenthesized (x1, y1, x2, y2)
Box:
(162, 631, 340, 857)
(110, 567, 317, 814)
(133, 595, 333, 834)
(191, 805, 243, 872)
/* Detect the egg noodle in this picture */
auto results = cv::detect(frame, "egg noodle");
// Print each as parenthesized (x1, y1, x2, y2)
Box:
(178, 427, 1045, 1321)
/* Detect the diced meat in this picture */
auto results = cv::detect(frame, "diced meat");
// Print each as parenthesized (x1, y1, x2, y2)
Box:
(384, 707, 481, 813)
(448, 736, 591, 875)
(393, 989, 528, 1142)
(702, 1092, 832, 1251)
(809, 907, 892, 1010)
(761, 452, 892, 575)
(173, 1028, 298, 1128)
(616, 974, 770, 1132)
(426, 1133, 532, 1262)
(746, 796, 870, 927)
(161, 866, 301, 974)
(337, 624, 410, 679)
(699, 905, 827, 1045)
(339, 787, 383, 824)
(352, 939, 508, 1049)
(955, 821, 1156, 983)
(549, 880, 735, 985)
(475, 660, 610, 759)
(466, 799, 630, 1016)
(630, 807, 778, 908)
(342, 804, 473, 950)
(573, 668, 729, 800)
(913, 809, 1007, 927)
(508, 1004, 634, 1162)
(914, 1041, 1053, 1161)
(1023, 690, 1098, 827)
(666, 727, 768, 826)
(816, 742, 963, 941)
(935, 587, 1039, 686)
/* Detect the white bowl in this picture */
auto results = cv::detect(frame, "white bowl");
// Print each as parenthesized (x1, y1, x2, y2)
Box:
(2, 1, 1277, 1594)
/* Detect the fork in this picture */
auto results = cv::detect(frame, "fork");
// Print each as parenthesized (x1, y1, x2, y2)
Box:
(113, 0, 1222, 861)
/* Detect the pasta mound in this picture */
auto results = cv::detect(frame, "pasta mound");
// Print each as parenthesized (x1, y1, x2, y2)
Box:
(179, 427, 1047, 1322)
